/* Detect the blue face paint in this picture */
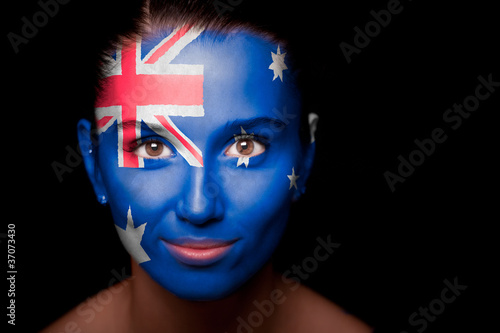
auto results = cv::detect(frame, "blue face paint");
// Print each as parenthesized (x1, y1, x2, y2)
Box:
(80, 27, 313, 300)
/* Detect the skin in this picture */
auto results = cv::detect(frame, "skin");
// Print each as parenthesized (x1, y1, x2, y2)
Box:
(42, 262, 372, 333)
(83, 28, 313, 301)
(42, 27, 373, 332)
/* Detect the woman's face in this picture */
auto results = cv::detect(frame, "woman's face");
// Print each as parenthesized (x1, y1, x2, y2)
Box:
(79, 27, 314, 300)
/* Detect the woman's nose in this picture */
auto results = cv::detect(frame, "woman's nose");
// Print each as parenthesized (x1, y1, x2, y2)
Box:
(175, 167, 224, 225)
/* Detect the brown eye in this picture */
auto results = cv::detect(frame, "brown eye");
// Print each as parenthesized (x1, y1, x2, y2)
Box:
(225, 136, 266, 163)
(145, 141, 163, 156)
(134, 140, 173, 160)
(236, 139, 254, 155)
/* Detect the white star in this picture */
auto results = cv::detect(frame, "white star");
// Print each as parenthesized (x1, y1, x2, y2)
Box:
(115, 206, 151, 264)
(237, 156, 250, 168)
(269, 45, 288, 82)
(234, 126, 253, 168)
(287, 167, 300, 190)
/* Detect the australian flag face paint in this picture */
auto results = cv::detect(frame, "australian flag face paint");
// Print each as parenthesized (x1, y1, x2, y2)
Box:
(82, 25, 311, 300)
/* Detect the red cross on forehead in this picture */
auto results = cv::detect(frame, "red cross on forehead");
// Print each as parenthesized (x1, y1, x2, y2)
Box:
(95, 25, 204, 168)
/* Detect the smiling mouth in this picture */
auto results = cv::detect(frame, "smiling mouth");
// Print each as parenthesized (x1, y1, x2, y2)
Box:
(161, 238, 238, 266)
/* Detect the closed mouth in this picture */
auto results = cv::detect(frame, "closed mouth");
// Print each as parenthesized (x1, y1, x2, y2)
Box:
(161, 238, 238, 266)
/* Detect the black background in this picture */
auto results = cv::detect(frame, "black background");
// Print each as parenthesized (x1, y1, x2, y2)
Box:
(4, 0, 498, 332)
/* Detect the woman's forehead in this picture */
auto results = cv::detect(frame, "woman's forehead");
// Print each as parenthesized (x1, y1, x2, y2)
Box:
(140, 27, 281, 61)
(103, 26, 296, 95)
(96, 25, 300, 139)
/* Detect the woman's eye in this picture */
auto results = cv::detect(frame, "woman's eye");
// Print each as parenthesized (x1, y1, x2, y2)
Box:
(225, 138, 265, 158)
(135, 140, 174, 159)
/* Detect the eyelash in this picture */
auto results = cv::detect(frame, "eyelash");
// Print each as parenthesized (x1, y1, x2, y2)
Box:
(132, 137, 174, 159)
(122, 137, 161, 152)
(126, 134, 269, 161)
(233, 133, 268, 144)
(225, 134, 268, 158)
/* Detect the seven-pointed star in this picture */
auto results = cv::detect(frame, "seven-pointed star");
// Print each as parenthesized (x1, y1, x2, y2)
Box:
(268, 46, 288, 82)
(287, 167, 300, 190)
(234, 126, 253, 168)
(115, 206, 151, 264)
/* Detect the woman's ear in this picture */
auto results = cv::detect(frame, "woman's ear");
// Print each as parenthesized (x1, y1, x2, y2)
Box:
(77, 119, 108, 204)
(293, 113, 318, 201)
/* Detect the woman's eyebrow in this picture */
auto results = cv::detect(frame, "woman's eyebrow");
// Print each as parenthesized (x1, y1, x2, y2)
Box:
(120, 117, 288, 136)
(224, 117, 287, 133)
(121, 119, 164, 133)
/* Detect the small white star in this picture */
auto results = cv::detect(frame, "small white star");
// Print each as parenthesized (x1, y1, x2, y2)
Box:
(234, 126, 253, 168)
(287, 167, 300, 190)
(269, 45, 288, 82)
(115, 206, 150, 264)
(237, 156, 250, 168)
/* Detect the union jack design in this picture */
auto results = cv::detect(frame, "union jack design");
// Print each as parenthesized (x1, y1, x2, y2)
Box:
(95, 25, 205, 168)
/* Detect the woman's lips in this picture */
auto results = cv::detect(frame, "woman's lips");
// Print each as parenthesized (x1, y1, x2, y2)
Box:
(161, 238, 237, 266)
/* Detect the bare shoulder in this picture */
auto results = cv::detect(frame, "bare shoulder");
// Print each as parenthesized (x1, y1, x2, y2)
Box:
(277, 279, 373, 333)
(40, 280, 131, 333)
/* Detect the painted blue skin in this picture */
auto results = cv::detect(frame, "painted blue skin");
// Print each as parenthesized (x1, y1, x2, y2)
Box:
(78, 30, 315, 301)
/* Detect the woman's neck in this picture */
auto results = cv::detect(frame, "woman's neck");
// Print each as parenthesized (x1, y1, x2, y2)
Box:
(127, 260, 283, 333)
